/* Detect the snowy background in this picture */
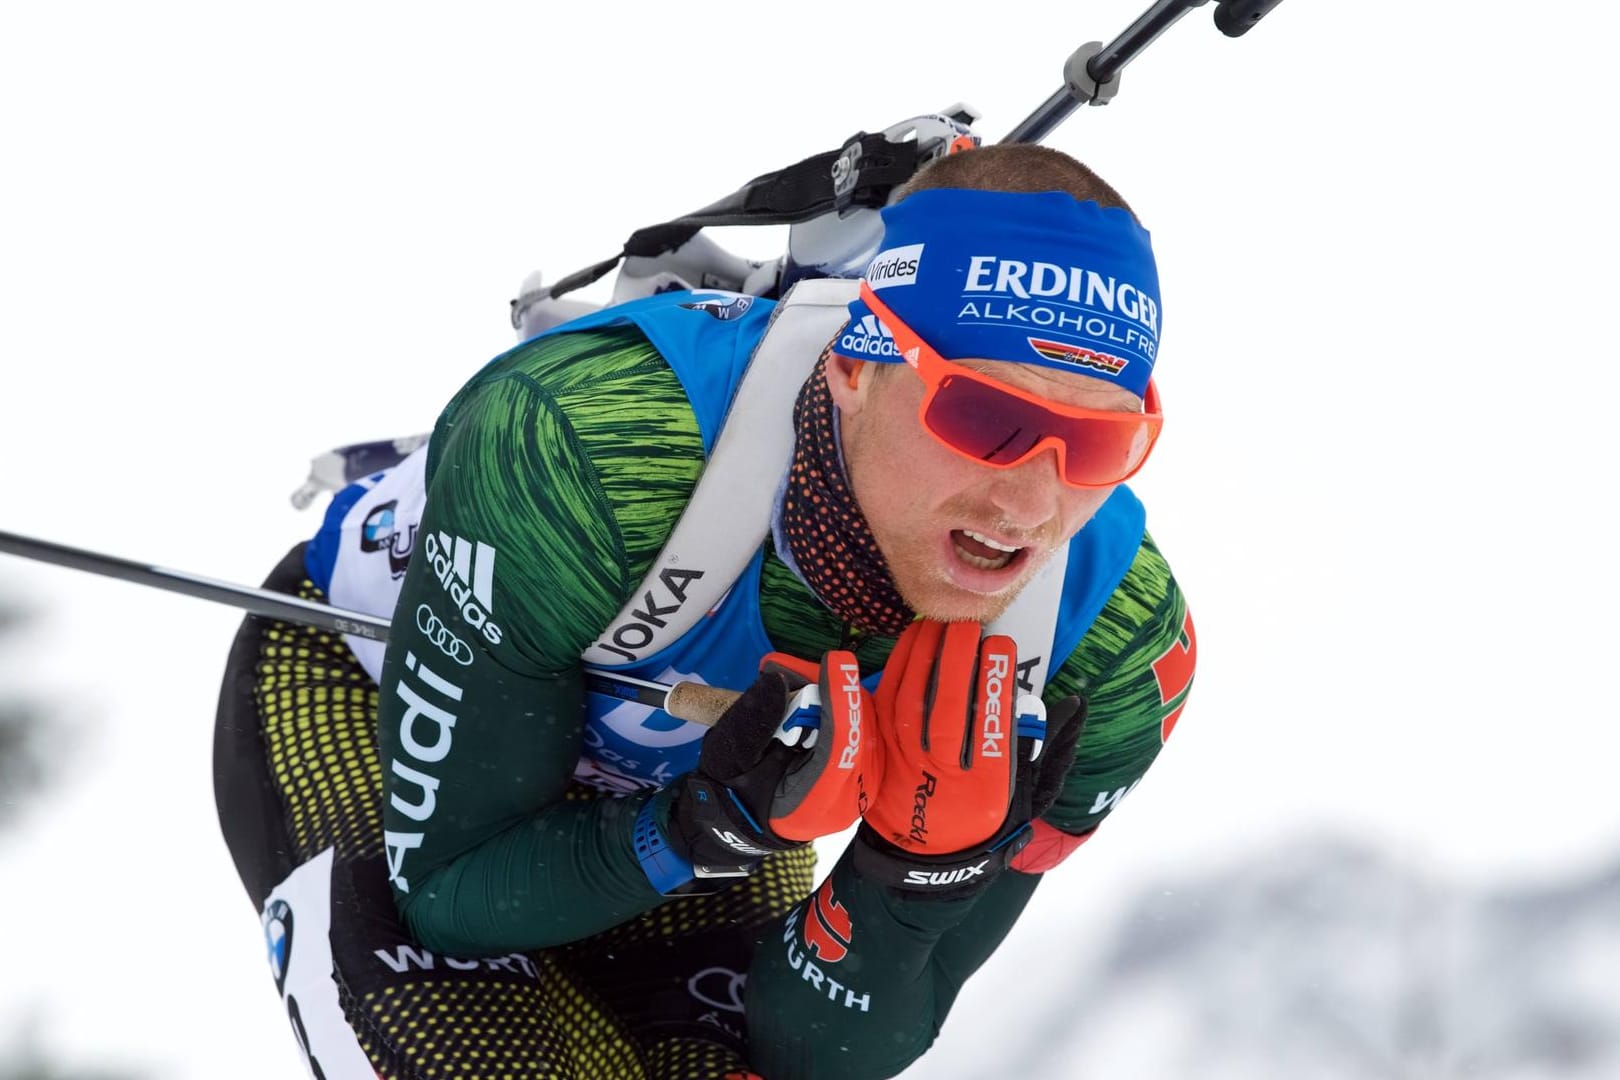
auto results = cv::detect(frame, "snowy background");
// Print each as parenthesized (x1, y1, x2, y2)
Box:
(2, 1, 1617, 1077)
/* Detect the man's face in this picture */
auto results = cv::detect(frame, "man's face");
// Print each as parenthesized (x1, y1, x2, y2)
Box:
(828, 351, 1143, 624)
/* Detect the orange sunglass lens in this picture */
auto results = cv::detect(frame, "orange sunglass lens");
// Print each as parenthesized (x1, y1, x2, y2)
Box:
(924, 372, 1154, 486)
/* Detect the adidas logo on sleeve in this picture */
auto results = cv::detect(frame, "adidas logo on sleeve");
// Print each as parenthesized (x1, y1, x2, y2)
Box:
(421, 532, 504, 645)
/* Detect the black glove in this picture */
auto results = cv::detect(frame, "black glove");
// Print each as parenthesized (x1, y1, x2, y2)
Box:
(639, 653, 875, 895)
(673, 670, 805, 870)
(851, 694, 1086, 900)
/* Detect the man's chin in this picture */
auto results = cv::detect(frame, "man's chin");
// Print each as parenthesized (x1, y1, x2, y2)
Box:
(897, 569, 1034, 624)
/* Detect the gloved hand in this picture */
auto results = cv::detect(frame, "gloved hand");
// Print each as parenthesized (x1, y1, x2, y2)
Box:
(851, 620, 1085, 899)
(649, 650, 880, 892)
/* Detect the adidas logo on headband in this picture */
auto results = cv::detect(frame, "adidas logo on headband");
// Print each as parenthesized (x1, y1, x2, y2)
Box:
(837, 314, 902, 360)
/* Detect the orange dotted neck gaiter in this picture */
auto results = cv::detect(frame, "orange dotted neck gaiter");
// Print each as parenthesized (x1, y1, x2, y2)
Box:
(778, 355, 914, 636)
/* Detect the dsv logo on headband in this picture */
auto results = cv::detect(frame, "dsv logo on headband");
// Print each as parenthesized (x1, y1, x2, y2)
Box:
(416, 604, 474, 666)
(839, 314, 901, 359)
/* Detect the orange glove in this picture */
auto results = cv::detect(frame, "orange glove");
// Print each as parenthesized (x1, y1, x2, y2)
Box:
(760, 649, 882, 842)
(853, 620, 1086, 897)
(861, 620, 1019, 855)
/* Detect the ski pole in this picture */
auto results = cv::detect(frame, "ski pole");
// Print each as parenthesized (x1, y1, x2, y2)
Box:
(0, 528, 740, 726)
(1000, 0, 1288, 144)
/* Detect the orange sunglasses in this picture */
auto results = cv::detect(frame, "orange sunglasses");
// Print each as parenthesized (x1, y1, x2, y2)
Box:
(858, 283, 1163, 488)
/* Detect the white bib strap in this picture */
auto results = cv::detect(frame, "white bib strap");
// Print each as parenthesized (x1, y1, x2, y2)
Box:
(582, 278, 859, 667)
(986, 544, 1069, 700)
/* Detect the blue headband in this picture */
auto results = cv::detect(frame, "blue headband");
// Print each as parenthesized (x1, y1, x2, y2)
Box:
(833, 189, 1162, 397)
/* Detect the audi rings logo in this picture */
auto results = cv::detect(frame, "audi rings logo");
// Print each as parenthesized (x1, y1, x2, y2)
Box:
(687, 966, 747, 1014)
(416, 604, 474, 666)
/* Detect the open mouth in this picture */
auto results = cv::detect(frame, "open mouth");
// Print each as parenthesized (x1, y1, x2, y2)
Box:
(951, 529, 1025, 572)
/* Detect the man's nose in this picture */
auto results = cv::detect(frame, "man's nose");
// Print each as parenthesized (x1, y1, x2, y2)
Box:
(985, 446, 1065, 528)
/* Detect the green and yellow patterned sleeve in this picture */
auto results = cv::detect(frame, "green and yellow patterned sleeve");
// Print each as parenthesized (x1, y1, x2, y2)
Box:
(1042, 531, 1197, 836)
(421, 326, 709, 672)
(378, 325, 711, 953)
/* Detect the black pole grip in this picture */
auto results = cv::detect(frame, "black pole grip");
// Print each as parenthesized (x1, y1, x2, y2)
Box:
(1214, 0, 1287, 37)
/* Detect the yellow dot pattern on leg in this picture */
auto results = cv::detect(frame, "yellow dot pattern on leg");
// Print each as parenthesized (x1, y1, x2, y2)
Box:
(254, 577, 384, 863)
(642, 1037, 751, 1079)
(244, 575, 793, 1078)
(348, 955, 647, 1080)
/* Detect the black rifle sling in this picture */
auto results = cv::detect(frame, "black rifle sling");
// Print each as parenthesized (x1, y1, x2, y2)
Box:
(538, 132, 922, 301)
